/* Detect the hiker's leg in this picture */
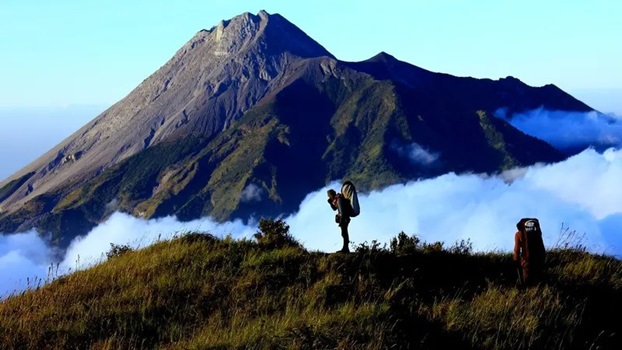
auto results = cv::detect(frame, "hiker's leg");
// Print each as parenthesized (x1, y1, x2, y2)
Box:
(531, 264, 543, 285)
(522, 265, 531, 286)
(340, 222, 350, 252)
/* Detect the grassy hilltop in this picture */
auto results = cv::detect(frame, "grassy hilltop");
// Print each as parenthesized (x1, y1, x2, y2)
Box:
(1, 219, 620, 349)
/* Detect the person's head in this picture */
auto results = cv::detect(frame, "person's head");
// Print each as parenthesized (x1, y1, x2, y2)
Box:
(327, 189, 337, 200)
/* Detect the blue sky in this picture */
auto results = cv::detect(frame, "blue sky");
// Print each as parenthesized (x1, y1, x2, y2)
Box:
(1, 0, 620, 109)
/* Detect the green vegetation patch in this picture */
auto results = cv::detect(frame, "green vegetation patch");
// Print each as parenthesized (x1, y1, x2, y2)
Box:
(477, 110, 518, 171)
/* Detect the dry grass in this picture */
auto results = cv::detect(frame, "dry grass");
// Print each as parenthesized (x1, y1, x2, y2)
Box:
(1, 223, 620, 349)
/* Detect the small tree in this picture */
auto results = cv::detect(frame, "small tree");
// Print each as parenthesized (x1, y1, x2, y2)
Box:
(254, 218, 301, 249)
(390, 231, 420, 255)
(421, 241, 444, 254)
(106, 243, 133, 259)
(448, 238, 473, 255)
(354, 240, 386, 254)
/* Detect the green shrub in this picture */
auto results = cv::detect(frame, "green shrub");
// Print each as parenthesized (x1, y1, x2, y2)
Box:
(421, 241, 445, 254)
(389, 231, 420, 255)
(253, 218, 301, 249)
(354, 240, 387, 254)
(106, 243, 133, 259)
(448, 238, 473, 255)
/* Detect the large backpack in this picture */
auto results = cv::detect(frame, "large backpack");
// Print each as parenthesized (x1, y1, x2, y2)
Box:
(341, 181, 360, 217)
(517, 218, 546, 266)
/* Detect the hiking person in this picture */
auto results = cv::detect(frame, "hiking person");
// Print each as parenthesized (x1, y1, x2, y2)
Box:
(513, 218, 546, 286)
(327, 181, 360, 253)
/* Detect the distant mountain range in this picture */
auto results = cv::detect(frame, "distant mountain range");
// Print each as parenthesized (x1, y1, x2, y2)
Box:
(0, 10, 595, 246)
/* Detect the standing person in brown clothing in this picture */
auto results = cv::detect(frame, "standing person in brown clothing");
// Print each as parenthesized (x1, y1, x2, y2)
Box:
(513, 218, 546, 286)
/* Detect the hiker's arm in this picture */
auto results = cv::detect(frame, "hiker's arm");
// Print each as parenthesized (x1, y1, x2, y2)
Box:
(513, 231, 521, 262)
(327, 198, 338, 211)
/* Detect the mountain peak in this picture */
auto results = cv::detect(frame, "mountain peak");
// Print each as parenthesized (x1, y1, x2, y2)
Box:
(367, 51, 398, 63)
(196, 10, 333, 59)
(498, 76, 523, 84)
(258, 9, 270, 18)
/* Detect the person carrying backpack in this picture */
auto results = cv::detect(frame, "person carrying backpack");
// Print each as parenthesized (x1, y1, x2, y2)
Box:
(327, 181, 360, 253)
(513, 218, 546, 286)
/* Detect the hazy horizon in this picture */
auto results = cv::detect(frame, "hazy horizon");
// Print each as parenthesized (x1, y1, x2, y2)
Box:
(0, 105, 106, 182)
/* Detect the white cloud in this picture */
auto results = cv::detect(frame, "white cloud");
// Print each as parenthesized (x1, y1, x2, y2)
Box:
(2, 148, 622, 298)
(240, 183, 264, 202)
(288, 148, 622, 254)
(61, 213, 257, 270)
(104, 198, 119, 213)
(391, 141, 440, 166)
(0, 231, 55, 296)
(495, 108, 622, 151)
(1, 215, 256, 298)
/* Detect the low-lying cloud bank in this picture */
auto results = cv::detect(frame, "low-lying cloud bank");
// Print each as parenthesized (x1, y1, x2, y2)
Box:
(2, 148, 621, 297)
(0, 216, 256, 297)
(495, 108, 622, 151)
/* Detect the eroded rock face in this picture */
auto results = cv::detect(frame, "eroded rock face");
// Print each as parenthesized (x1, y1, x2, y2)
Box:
(0, 10, 334, 214)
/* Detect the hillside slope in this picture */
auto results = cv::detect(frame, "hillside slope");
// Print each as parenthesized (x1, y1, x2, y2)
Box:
(1, 224, 620, 349)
